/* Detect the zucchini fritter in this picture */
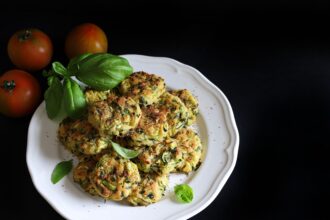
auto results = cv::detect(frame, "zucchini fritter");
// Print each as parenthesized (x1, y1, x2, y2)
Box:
(58, 118, 109, 155)
(158, 92, 189, 137)
(135, 138, 179, 174)
(170, 89, 199, 126)
(119, 71, 166, 106)
(73, 159, 98, 196)
(129, 105, 169, 146)
(173, 128, 202, 173)
(127, 173, 168, 206)
(90, 154, 141, 201)
(88, 96, 141, 137)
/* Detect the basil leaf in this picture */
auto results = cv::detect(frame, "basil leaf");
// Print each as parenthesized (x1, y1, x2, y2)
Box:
(174, 184, 194, 203)
(44, 77, 63, 119)
(74, 53, 133, 90)
(52, 62, 69, 77)
(51, 159, 73, 184)
(67, 53, 92, 75)
(111, 141, 140, 159)
(63, 78, 86, 119)
(47, 75, 55, 86)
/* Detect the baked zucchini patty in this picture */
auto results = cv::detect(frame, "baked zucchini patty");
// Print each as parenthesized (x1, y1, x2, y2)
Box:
(127, 173, 168, 206)
(158, 92, 189, 137)
(73, 159, 98, 196)
(88, 96, 141, 137)
(129, 105, 169, 147)
(170, 89, 199, 126)
(119, 71, 166, 106)
(58, 117, 109, 155)
(90, 154, 141, 201)
(135, 138, 179, 174)
(173, 128, 202, 173)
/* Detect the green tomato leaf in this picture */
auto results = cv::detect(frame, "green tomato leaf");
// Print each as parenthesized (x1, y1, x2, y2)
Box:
(51, 159, 73, 184)
(44, 77, 63, 119)
(74, 53, 133, 90)
(63, 79, 86, 119)
(52, 61, 69, 77)
(174, 184, 194, 203)
(111, 141, 140, 159)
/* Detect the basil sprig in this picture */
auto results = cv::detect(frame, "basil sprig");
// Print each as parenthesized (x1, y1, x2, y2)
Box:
(44, 53, 133, 119)
(63, 78, 87, 119)
(44, 76, 63, 119)
(111, 141, 140, 159)
(71, 53, 133, 90)
(174, 184, 194, 203)
(51, 159, 73, 184)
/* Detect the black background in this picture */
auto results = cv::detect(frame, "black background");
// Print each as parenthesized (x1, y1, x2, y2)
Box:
(0, 1, 330, 219)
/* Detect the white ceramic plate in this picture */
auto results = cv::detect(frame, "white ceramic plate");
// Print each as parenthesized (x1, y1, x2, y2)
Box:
(26, 55, 239, 220)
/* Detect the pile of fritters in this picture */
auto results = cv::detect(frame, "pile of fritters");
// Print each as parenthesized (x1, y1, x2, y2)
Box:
(58, 71, 202, 206)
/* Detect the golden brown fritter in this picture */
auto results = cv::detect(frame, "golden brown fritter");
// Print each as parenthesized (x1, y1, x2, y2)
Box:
(157, 92, 189, 137)
(170, 89, 199, 126)
(127, 173, 168, 206)
(90, 153, 141, 201)
(58, 117, 109, 155)
(173, 128, 202, 173)
(88, 96, 141, 137)
(135, 138, 179, 174)
(119, 71, 166, 106)
(73, 159, 98, 196)
(129, 105, 169, 146)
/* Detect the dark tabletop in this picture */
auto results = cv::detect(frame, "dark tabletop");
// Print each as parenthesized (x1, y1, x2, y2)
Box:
(0, 1, 329, 219)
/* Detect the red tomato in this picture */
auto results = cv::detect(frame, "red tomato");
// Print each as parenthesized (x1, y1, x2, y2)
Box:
(0, 70, 41, 117)
(65, 23, 108, 59)
(7, 28, 53, 71)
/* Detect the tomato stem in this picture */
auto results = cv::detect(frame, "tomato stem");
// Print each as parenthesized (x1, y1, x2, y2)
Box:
(18, 29, 32, 41)
(1, 80, 16, 91)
